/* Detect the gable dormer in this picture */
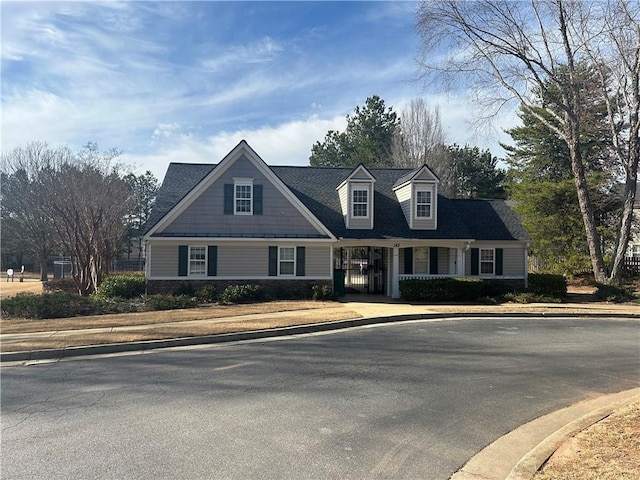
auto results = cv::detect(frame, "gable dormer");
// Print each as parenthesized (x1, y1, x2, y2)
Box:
(393, 165, 439, 230)
(336, 164, 376, 230)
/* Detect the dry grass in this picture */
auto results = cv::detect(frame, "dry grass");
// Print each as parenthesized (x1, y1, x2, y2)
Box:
(0, 279, 43, 300)
(535, 401, 640, 480)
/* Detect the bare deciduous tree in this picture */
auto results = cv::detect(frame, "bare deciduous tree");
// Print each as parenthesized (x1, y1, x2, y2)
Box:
(1, 142, 72, 280)
(391, 98, 456, 196)
(416, 0, 639, 283)
(40, 143, 134, 295)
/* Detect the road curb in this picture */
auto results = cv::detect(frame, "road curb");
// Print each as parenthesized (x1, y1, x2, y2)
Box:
(2, 311, 638, 363)
(451, 388, 640, 480)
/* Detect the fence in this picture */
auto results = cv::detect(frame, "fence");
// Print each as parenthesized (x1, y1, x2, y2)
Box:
(111, 258, 145, 273)
(624, 256, 640, 277)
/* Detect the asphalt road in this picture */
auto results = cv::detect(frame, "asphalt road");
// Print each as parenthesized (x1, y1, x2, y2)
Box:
(2, 317, 639, 480)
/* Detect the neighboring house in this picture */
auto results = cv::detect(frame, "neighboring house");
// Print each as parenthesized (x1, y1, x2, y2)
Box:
(144, 141, 531, 298)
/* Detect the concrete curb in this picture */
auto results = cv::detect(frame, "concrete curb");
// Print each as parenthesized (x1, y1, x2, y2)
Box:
(2, 311, 638, 363)
(451, 388, 640, 480)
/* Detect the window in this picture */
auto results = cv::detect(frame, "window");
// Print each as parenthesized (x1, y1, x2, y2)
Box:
(416, 189, 432, 218)
(414, 247, 429, 274)
(480, 248, 494, 275)
(279, 247, 295, 275)
(189, 246, 206, 276)
(235, 183, 252, 214)
(352, 188, 368, 217)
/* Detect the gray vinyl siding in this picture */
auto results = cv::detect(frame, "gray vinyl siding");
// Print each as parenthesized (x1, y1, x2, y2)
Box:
(149, 244, 179, 277)
(464, 246, 525, 276)
(218, 245, 269, 276)
(305, 246, 332, 276)
(347, 182, 374, 230)
(503, 248, 525, 276)
(337, 184, 348, 226)
(150, 243, 331, 278)
(160, 155, 321, 237)
(395, 184, 412, 225)
(411, 184, 437, 230)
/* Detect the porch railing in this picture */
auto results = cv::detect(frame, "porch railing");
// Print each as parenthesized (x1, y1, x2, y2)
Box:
(399, 274, 458, 281)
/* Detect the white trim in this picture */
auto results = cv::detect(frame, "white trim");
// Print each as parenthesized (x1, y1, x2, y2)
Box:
(392, 165, 440, 191)
(144, 140, 336, 241)
(479, 247, 496, 276)
(233, 178, 254, 216)
(351, 186, 370, 219)
(278, 246, 296, 276)
(413, 186, 434, 221)
(188, 245, 207, 277)
(336, 164, 376, 190)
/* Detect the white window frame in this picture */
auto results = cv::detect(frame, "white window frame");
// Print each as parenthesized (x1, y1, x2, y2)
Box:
(279, 246, 296, 276)
(414, 247, 429, 274)
(189, 246, 207, 276)
(234, 178, 254, 215)
(352, 187, 369, 218)
(480, 248, 495, 275)
(415, 187, 433, 219)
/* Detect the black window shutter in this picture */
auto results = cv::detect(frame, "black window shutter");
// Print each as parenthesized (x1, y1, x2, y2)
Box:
(207, 246, 217, 276)
(470, 248, 479, 275)
(224, 184, 234, 215)
(429, 247, 439, 275)
(495, 248, 504, 276)
(404, 247, 413, 274)
(254, 185, 263, 215)
(268, 246, 278, 276)
(178, 245, 188, 276)
(296, 246, 305, 276)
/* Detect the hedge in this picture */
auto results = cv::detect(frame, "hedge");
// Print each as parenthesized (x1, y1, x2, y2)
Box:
(399, 278, 484, 302)
(95, 273, 146, 299)
(528, 273, 567, 297)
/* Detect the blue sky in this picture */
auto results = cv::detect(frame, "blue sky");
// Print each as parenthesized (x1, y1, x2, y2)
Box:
(1, 1, 517, 181)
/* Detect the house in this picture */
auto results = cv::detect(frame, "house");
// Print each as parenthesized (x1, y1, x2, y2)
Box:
(144, 140, 531, 298)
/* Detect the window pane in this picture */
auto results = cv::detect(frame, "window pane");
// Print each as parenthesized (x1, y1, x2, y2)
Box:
(480, 262, 494, 274)
(416, 190, 432, 218)
(189, 247, 206, 275)
(414, 247, 429, 274)
(235, 185, 252, 213)
(280, 262, 294, 275)
(353, 203, 368, 217)
(481, 249, 494, 261)
(280, 247, 294, 261)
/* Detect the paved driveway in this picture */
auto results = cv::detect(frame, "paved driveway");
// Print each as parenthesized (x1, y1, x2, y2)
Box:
(2, 317, 639, 479)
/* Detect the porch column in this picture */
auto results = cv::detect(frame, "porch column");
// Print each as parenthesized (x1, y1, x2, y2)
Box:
(392, 245, 400, 299)
(524, 244, 529, 289)
(456, 248, 465, 276)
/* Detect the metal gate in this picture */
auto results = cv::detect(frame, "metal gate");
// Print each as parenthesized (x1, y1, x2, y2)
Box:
(334, 247, 386, 294)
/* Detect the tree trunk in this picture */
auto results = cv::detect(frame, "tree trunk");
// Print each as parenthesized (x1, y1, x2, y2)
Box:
(566, 130, 608, 283)
(39, 259, 48, 282)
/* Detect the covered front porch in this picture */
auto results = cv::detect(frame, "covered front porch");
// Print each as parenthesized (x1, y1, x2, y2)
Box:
(333, 241, 472, 298)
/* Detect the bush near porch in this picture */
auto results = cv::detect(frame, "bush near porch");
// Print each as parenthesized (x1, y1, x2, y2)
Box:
(399, 278, 484, 302)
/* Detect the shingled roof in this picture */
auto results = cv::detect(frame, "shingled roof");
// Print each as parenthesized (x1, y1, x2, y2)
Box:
(146, 162, 530, 242)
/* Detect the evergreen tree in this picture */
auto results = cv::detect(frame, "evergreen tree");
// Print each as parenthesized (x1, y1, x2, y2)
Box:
(310, 96, 400, 168)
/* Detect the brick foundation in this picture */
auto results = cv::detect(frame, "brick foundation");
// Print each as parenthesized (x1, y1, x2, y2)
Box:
(146, 279, 332, 299)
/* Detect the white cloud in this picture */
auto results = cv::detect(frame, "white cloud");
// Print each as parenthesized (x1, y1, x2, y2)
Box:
(201, 36, 284, 71)
(122, 115, 346, 180)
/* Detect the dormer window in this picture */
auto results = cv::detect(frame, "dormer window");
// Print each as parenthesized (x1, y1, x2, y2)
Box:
(416, 188, 432, 219)
(336, 164, 376, 230)
(352, 188, 369, 218)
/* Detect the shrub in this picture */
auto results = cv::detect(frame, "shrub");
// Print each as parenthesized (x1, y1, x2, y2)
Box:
(528, 273, 567, 297)
(503, 292, 563, 304)
(1, 292, 96, 319)
(95, 273, 146, 299)
(196, 284, 219, 303)
(218, 284, 263, 304)
(173, 283, 196, 297)
(43, 278, 79, 294)
(311, 284, 336, 301)
(145, 294, 199, 311)
(595, 284, 636, 303)
(399, 278, 483, 302)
